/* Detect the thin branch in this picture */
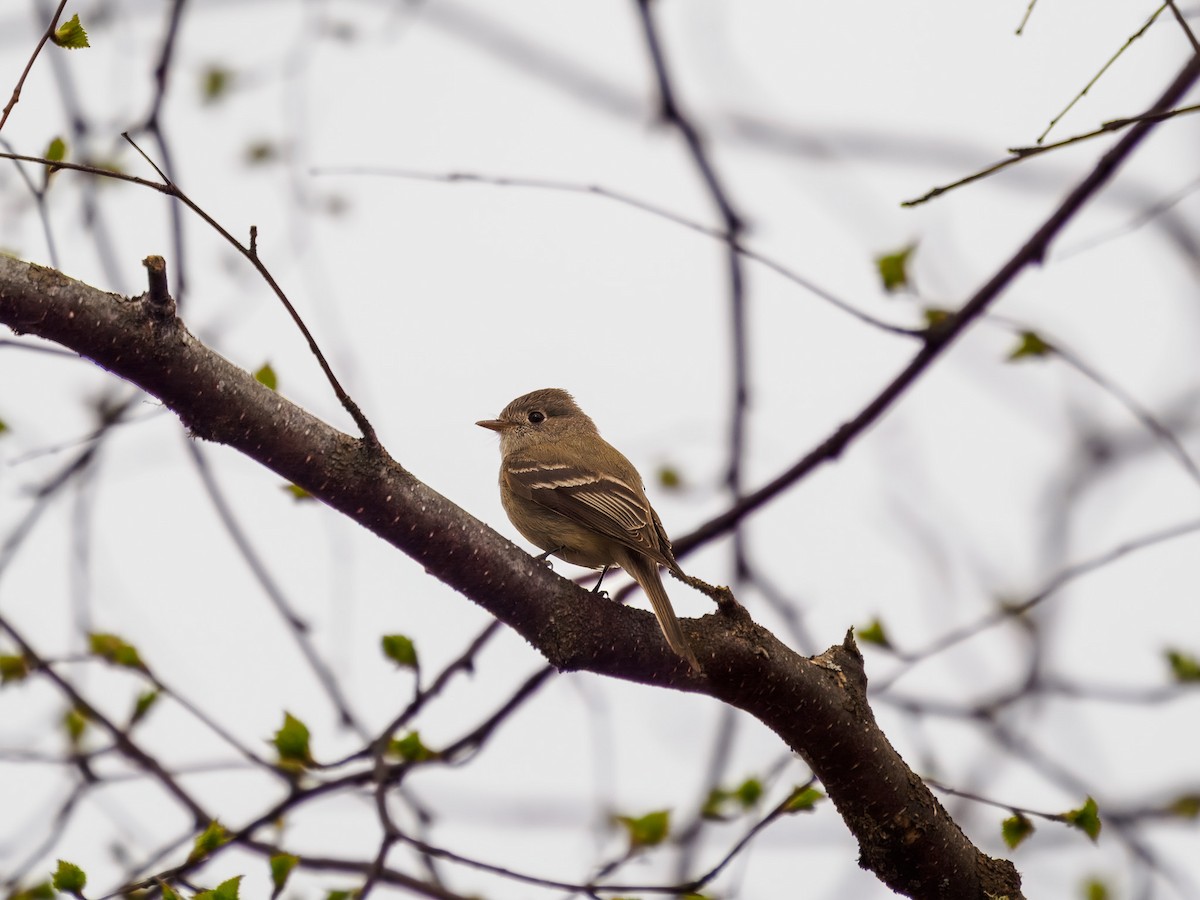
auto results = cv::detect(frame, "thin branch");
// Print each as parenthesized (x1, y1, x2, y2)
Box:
(1036, 4, 1166, 144)
(1015, 0, 1039, 36)
(1165, 0, 1200, 53)
(0, 0, 69, 132)
(1052, 343, 1200, 487)
(0, 145, 382, 450)
(677, 53, 1200, 559)
(185, 440, 369, 736)
(902, 101, 1200, 208)
(121, 133, 382, 450)
(633, 0, 754, 591)
(874, 516, 1200, 691)
(315, 166, 916, 336)
(0, 613, 212, 828)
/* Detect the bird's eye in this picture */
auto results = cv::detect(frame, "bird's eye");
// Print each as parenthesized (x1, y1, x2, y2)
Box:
(528, 410, 546, 424)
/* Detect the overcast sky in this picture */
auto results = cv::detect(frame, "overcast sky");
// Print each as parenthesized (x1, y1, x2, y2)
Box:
(3, 2, 1200, 898)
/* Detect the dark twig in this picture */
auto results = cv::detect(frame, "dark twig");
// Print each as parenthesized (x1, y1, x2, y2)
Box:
(0, 0, 69, 132)
(1165, 0, 1200, 53)
(2, 147, 383, 453)
(1035, 4, 1167, 145)
(902, 100, 1200, 208)
(0, 614, 211, 828)
(0, 134, 60, 266)
(132, 0, 191, 304)
(1052, 343, 1200, 487)
(676, 53, 1200, 559)
(874, 515, 1200, 691)
(120, 133, 383, 451)
(185, 440, 369, 736)
(315, 166, 917, 337)
(141, 255, 174, 320)
(437, 665, 556, 763)
(634, 0, 753, 588)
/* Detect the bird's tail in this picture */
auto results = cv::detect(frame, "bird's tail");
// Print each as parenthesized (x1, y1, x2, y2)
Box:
(622, 552, 701, 672)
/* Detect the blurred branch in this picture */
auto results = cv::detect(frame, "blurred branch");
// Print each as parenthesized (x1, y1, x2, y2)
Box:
(1165, 0, 1200, 53)
(315, 166, 916, 336)
(874, 515, 1200, 692)
(185, 440, 369, 736)
(678, 52, 1200, 557)
(635, 0, 750, 594)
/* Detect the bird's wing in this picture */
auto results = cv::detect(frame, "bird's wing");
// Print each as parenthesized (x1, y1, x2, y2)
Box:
(503, 454, 674, 567)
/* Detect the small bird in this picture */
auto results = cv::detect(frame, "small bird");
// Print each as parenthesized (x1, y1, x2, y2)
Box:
(477, 388, 701, 671)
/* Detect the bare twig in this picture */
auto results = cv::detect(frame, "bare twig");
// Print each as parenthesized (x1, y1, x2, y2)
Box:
(0, 0, 69, 132)
(902, 102, 1200, 208)
(1036, 4, 1166, 144)
(316, 166, 918, 337)
(678, 53, 1200, 558)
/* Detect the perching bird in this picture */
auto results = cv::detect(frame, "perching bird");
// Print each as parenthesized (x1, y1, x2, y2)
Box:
(477, 388, 700, 671)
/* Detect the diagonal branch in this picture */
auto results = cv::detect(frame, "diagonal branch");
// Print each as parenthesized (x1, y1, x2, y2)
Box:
(675, 52, 1200, 558)
(0, 255, 1021, 899)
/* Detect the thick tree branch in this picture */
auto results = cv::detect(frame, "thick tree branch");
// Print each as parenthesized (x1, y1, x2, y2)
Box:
(0, 255, 1020, 898)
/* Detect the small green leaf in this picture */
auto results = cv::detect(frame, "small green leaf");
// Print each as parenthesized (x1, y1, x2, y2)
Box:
(381, 634, 418, 670)
(195, 876, 242, 900)
(88, 632, 146, 670)
(1165, 648, 1200, 683)
(922, 307, 952, 328)
(0, 416, 8, 435)
(63, 706, 87, 746)
(733, 778, 763, 807)
(254, 363, 278, 391)
(388, 731, 435, 763)
(616, 810, 670, 849)
(273, 712, 313, 768)
(1082, 876, 1110, 900)
(1166, 794, 1200, 819)
(701, 778, 765, 820)
(45, 137, 67, 163)
(657, 464, 683, 490)
(782, 784, 825, 813)
(269, 854, 299, 899)
(700, 788, 728, 820)
(0, 653, 30, 684)
(160, 883, 184, 900)
(131, 690, 160, 725)
(52, 14, 90, 49)
(875, 243, 917, 293)
(188, 820, 231, 862)
(856, 618, 891, 649)
(245, 141, 279, 165)
(1007, 330, 1054, 361)
(1062, 796, 1101, 842)
(52, 860, 87, 895)
(7, 882, 55, 900)
(1001, 813, 1034, 849)
(324, 892, 353, 900)
(202, 66, 232, 103)
(282, 483, 313, 501)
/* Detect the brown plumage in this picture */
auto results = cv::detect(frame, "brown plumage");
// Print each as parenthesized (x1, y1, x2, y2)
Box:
(478, 388, 700, 671)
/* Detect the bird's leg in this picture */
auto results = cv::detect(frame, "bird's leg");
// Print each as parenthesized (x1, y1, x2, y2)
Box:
(535, 549, 561, 571)
(591, 565, 610, 594)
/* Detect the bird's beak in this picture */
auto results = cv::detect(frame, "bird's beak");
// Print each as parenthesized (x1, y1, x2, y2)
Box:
(476, 419, 509, 432)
